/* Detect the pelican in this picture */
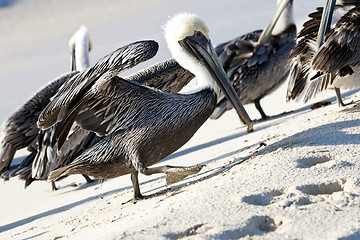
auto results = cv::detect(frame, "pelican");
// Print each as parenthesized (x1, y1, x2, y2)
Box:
(39, 13, 253, 200)
(287, 0, 360, 105)
(210, 0, 296, 120)
(0, 26, 94, 190)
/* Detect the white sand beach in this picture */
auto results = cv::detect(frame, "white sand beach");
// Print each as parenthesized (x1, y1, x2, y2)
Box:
(1, 0, 360, 239)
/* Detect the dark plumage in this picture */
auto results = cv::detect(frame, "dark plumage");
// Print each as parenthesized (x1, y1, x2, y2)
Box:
(312, 5, 360, 72)
(0, 27, 95, 190)
(287, 0, 360, 105)
(128, 59, 194, 93)
(39, 13, 252, 200)
(0, 44, 196, 191)
(0, 72, 78, 182)
(211, 0, 296, 120)
(287, 6, 334, 102)
(40, 40, 213, 198)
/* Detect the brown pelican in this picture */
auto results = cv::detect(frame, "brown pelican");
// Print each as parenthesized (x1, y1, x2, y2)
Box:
(0, 36, 197, 191)
(211, 0, 296, 120)
(0, 26, 94, 190)
(39, 13, 253, 200)
(287, 0, 360, 105)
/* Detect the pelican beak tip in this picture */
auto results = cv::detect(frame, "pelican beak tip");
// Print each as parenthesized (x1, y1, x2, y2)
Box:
(247, 122, 254, 133)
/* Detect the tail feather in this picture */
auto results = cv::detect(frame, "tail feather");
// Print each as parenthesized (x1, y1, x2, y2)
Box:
(53, 98, 84, 150)
(48, 162, 80, 181)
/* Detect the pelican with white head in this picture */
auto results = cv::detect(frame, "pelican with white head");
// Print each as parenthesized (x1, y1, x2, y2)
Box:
(165, 13, 253, 131)
(69, 26, 92, 71)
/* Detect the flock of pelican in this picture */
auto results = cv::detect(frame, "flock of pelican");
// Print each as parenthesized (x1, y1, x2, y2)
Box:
(0, 0, 359, 200)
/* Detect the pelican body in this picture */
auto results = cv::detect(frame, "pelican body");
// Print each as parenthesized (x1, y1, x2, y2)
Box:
(39, 13, 252, 199)
(287, 0, 360, 105)
(211, 0, 296, 120)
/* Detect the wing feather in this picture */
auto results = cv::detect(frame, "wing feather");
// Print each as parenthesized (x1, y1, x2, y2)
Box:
(287, 7, 335, 102)
(38, 40, 159, 129)
(127, 59, 194, 93)
(312, 6, 360, 72)
(0, 71, 77, 172)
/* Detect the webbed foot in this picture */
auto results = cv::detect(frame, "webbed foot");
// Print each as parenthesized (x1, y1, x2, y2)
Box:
(165, 165, 203, 185)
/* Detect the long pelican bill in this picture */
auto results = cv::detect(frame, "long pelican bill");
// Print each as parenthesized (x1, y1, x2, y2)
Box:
(70, 44, 76, 71)
(257, 0, 292, 45)
(316, 0, 336, 50)
(179, 31, 254, 132)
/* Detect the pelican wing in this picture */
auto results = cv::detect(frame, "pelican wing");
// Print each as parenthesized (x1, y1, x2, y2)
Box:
(312, 6, 360, 73)
(287, 32, 326, 102)
(0, 71, 78, 172)
(339, 0, 360, 6)
(127, 59, 195, 93)
(216, 28, 292, 89)
(214, 30, 262, 63)
(287, 7, 334, 102)
(36, 59, 193, 177)
(298, 7, 324, 38)
(53, 75, 199, 149)
(38, 40, 159, 130)
(0, 152, 35, 183)
(31, 125, 97, 180)
(216, 30, 263, 80)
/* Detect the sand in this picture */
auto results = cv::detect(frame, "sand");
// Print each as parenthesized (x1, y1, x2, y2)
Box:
(1, 0, 360, 239)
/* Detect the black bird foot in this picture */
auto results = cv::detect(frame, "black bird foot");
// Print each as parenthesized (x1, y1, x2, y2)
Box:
(51, 181, 58, 191)
(260, 115, 269, 121)
(339, 99, 354, 107)
(82, 175, 94, 183)
(252, 110, 294, 123)
(335, 87, 355, 107)
(122, 193, 153, 205)
(254, 98, 268, 121)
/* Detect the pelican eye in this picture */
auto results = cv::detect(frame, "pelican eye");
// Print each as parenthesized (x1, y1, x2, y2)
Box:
(194, 31, 203, 37)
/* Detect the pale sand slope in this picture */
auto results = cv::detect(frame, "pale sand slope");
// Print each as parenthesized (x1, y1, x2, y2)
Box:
(1, 0, 360, 239)
(1, 91, 360, 240)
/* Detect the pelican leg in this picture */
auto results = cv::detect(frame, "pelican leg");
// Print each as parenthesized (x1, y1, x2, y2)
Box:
(334, 87, 354, 107)
(51, 181, 58, 191)
(138, 164, 203, 185)
(82, 174, 94, 183)
(254, 98, 268, 120)
(131, 170, 144, 200)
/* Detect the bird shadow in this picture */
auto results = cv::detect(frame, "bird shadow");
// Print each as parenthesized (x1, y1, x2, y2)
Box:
(0, 181, 136, 233)
(145, 108, 360, 201)
(0, 144, 250, 234)
(2, 116, 357, 234)
(0, 168, 189, 233)
(141, 146, 253, 200)
(256, 118, 360, 152)
(163, 88, 360, 162)
(339, 230, 360, 240)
